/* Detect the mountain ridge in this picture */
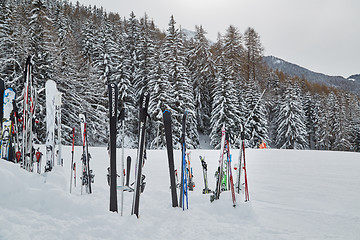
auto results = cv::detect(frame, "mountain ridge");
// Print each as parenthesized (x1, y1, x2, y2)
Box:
(263, 55, 360, 94)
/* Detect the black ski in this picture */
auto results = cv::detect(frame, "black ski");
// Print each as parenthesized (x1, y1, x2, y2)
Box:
(108, 83, 118, 212)
(131, 91, 150, 218)
(163, 110, 178, 207)
(126, 156, 131, 187)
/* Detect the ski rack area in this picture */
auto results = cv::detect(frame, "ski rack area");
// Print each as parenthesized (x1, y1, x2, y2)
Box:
(0, 56, 251, 219)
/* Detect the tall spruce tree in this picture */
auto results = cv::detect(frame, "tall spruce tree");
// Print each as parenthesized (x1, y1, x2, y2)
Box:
(187, 25, 215, 135)
(274, 80, 308, 149)
(162, 16, 198, 148)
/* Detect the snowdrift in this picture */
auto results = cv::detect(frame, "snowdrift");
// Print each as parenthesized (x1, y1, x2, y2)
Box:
(0, 147, 359, 240)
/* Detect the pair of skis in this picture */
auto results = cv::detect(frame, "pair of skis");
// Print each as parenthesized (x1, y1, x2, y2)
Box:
(235, 127, 250, 201)
(79, 113, 94, 194)
(210, 124, 236, 207)
(45, 80, 62, 172)
(163, 110, 189, 210)
(108, 83, 150, 218)
(22, 56, 37, 172)
(69, 114, 94, 195)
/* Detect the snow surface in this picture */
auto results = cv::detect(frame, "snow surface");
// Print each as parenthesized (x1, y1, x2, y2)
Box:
(0, 147, 359, 240)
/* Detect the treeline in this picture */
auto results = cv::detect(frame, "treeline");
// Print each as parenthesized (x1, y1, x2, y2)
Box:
(1, 0, 360, 151)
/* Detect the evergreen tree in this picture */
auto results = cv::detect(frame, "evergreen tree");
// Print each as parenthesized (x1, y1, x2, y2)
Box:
(187, 25, 215, 135)
(210, 55, 242, 148)
(243, 78, 268, 148)
(274, 81, 308, 149)
(162, 16, 198, 148)
(243, 27, 264, 83)
(122, 12, 141, 147)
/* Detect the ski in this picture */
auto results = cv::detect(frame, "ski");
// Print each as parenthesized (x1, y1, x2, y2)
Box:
(0, 80, 4, 131)
(10, 100, 21, 163)
(187, 152, 195, 191)
(79, 113, 94, 194)
(210, 124, 226, 202)
(119, 102, 125, 216)
(55, 92, 62, 166)
(225, 132, 236, 207)
(235, 130, 245, 194)
(70, 128, 75, 193)
(180, 112, 188, 210)
(242, 135, 250, 202)
(131, 91, 150, 218)
(108, 83, 118, 212)
(22, 56, 36, 172)
(45, 80, 57, 172)
(163, 110, 178, 207)
(199, 156, 211, 194)
(126, 156, 131, 187)
(1, 88, 16, 161)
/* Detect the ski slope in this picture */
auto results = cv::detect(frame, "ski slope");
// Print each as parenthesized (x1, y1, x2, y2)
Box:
(0, 147, 359, 240)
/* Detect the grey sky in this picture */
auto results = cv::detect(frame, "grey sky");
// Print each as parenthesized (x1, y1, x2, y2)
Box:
(72, 0, 359, 77)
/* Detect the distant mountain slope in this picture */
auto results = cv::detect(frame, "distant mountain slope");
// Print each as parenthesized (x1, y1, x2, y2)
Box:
(263, 56, 360, 94)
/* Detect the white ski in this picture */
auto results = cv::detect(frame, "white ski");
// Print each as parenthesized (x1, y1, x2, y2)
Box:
(45, 80, 57, 172)
(0, 88, 16, 160)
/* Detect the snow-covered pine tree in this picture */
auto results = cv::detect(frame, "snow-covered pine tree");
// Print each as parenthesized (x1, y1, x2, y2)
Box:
(274, 80, 308, 149)
(148, 44, 174, 149)
(27, 0, 60, 143)
(243, 78, 268, 148)
(210, 54, 242, 148)
(314, 93, 329, 150)
(221, 25, 246, 141)
(162, 16, 198, 148)
(122, 12, 141, 147)
(0, 0, 15, 86)
(187, 25, 215, 135)
(333, 92, 351, 151)
(303, 91, 316, 149)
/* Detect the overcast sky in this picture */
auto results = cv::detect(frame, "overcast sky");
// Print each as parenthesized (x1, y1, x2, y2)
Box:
(72, 0, 359, 77)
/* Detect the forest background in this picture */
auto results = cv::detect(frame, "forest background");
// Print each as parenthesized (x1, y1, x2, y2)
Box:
(1, 0, 359, 152)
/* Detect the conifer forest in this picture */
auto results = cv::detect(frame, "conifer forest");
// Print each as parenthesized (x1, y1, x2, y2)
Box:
(1, 0, 360, 152)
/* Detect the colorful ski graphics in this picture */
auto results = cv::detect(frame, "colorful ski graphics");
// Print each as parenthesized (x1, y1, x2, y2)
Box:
(0, 88, 16, 161)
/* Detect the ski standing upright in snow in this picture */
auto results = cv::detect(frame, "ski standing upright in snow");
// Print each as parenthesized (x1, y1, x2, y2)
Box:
(45, 80, 57, 172)
(200, 156, 211, 194)
(131, 91, 150, 218)
(79, 113, 94, 194)
(0, 80, 4, 131)
(1, 88, 16, 161)
(236, 125, 250, 202)
(55, 92, 62, 166)
(179, 112, 188, 210)
(119, 101, 126, 216)
(163, 110, 178, 207)
(70, 128, 75, 193)
(22, 56, 36, 172)
(210, 124, 226, 202)
(108, 83, 118, 212)
(225, 132, 236, 207)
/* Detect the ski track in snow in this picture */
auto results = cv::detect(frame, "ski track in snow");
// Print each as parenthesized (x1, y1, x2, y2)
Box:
(0, 147, 359, 240)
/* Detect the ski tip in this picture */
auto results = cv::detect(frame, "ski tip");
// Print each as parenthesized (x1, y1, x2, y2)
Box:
(163, 109, 171, 114)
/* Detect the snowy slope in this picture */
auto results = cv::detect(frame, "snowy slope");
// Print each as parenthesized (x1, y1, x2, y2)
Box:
(1, 147, 359, 240)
